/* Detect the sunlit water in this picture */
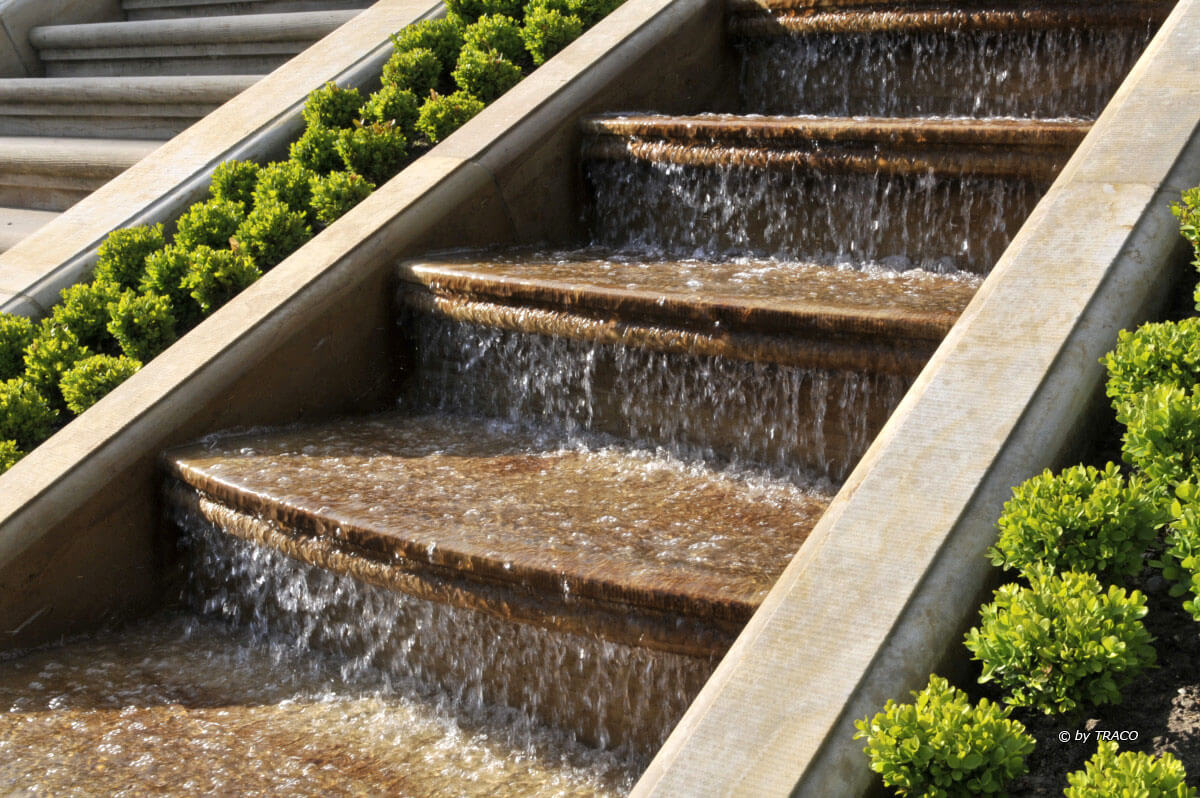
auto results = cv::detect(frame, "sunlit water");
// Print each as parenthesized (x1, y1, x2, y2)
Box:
(0, 612, 639, 796)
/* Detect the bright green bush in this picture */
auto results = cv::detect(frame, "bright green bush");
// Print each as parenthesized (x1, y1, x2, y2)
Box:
(141, 245, 201, 329)
(854, 674, 1034, 797)
(174, 197, 246, 251)
(0, 313, 34, 381)
(521, 5, 582, 66)
(416, 90, 485, 143)
(988, 463, 1162, 582)
(251, 160, 317, 218)
(390, 17, 465, 72)
(22, 322, 89, 409)
(362, 86, 420, 139)
(181, 246, 262, 315)
(452, 45, 523, 103)
(335, 122, 408, 185)
(964, 566, 1155, 715)
(310, 171, 375, 227)
(1104, 318, 1200, 422)
(464, 14, 527, 64)
(301, 82, 365, 130)
(48, 280, 120, 353)
(60, 354, 141, 416)
(1122, 384, 1200, 489)
(1161, 481, 1200, 623)
(0, 378, 57, 449)
(447, 0, 523, 24)
(381, 47, 442, 97)
(0, 439, 21, 473)
(289, 124, 343, 175)
(107, 291, 176, 362)
(94, 224, 165, 289)
(1065, 740, 1195, 798)
(209, 160, 261, 207)
(234, 199, 313, 270)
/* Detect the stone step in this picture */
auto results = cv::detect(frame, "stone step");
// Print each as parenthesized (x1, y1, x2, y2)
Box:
(0, 75, 258, 139)
(0, 207, 59, 254)
(581, 115, 1080, 272)
(727, 1, 1173, 36)
(398, 251, 977, 376)
(31, 11, 358, 77)
(123, 0, 373, 20)
(0, 136, 159, 211)
(164, 412, 835, 657)
(730, 3, 1167, 117)
(581, 113, 1088, 181)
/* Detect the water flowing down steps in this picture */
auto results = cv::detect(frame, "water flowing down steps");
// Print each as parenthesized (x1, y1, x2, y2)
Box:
(164, 414, 833, 658)
(0, 0, 368, 254)
(399, 252, 977, 376)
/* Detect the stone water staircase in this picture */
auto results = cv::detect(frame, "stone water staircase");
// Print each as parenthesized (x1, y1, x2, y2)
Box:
(0, 0, 371, 254)
(163, 0, 1169, 762)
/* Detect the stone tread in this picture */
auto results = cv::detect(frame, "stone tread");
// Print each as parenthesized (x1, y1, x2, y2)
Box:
(165, 413, 834, 656)
(0, 75, 259, 105)
(0, 136, 159, 175)
(30, 11, 359, 50)
(398, 252, 979, 375)
(728, 1, 1174, 35)
(123, 0, 372, 19)
(0, 208, 58, 254)
(582, 114, 1090, 180)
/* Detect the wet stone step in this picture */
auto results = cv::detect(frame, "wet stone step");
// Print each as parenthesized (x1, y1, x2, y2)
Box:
(581, 114, 1088, 181)
(398, 251, 978, 376)
(164, 413, 833, 658)
(731, 5, 1167, 117)
(581, 115, 1069, 271)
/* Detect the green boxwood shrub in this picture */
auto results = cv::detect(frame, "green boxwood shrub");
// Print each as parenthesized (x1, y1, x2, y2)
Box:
(854, 674, 1034, 797)
(1104, 318, 1200, 422)
(94, 224, 165, 289)
(964, 566, 1155, 715)
(49, 280, 121, 354)
(0, 313, 34, 381)
(464, 14, 527, 65)
(416, 90, 485, 143)
(0, 439, 21, 472)
(60, 354, 142, 416)
(1065, 740, 1195, 798)
(234, 198, 313, 270)
(382, 47, 442, 97)
(251, 160, 317, 218)
(107, 291, 176, 362)
(141, 245, 201, 329)
(174, 197, 246, 251)
(310, 171, 375, 227)
(289, 124, 343, 175)
(301, 82, 365, 130)
(447, 0, 523, 24)
(362, 86, 420, 139)
(209, 160, 261, 207)
(1172, 186, 1200, 300)
(181, 246, 262, 315)
(1122, 384, 1200, 489)
(0, 378, 57, 449)
(390, 17, 465, 72)
(335, 122, 408, 185)
(988, 463, 1163, 582)
(22, 322, 90, 410)
(521, 5, 582, 66)
(452, 45, 523, 103)
(1161, 481, 1200, 622)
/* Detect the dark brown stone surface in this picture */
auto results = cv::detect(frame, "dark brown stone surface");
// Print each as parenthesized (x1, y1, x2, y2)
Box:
(165, 413, 832, 656)
(398, 252, 977, 376)
(582, 114, 1089, 180)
